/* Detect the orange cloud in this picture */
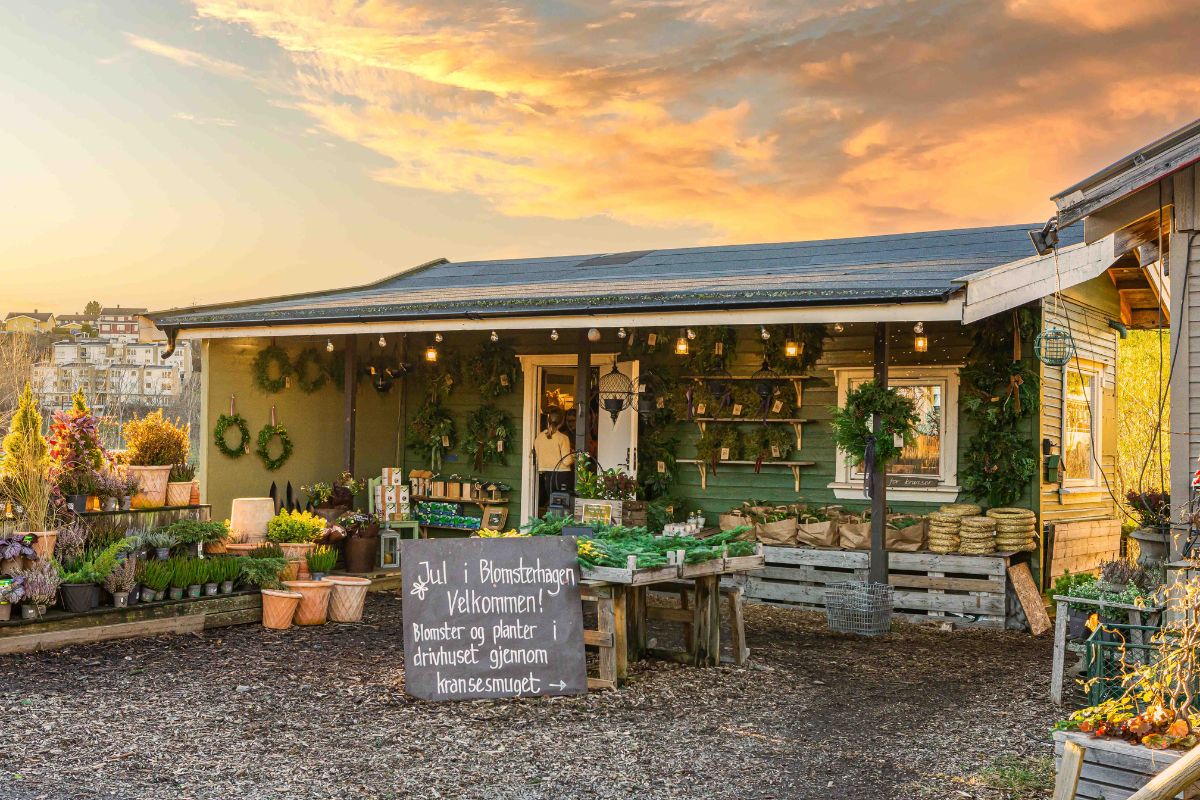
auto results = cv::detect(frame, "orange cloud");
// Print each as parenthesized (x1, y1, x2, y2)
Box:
(176, 0, 1200, 242)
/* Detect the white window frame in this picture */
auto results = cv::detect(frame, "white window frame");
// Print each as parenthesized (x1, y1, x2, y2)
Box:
(1060, 358, 1103, 489)
(828, 365, 962, 503)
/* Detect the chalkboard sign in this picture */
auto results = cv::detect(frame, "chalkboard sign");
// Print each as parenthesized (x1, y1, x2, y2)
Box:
(400, 537, 588, 701)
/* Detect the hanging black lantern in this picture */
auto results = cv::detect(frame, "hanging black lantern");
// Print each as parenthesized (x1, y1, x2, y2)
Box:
(636, 370, 660, 421)
(705, 368, 734, 412)
(751, 359, 780, 418)
(598, 363, 634, 424)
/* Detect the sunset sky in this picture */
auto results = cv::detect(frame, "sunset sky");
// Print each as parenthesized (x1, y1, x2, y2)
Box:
(2, 1, 1197, 312)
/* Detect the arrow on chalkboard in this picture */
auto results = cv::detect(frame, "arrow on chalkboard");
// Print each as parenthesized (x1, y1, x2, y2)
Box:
(550, 680, 568, 691)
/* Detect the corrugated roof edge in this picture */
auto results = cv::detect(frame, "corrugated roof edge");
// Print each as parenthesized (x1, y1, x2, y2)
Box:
(145, 257, 449, 325)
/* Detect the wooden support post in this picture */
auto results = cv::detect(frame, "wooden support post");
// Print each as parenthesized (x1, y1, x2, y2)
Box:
(343, 336, 358, 474)
(611, 584, 628, 682)
(627, 585, 647, 662)
(1126, 743, 1200, 799)
(1052, 740, 1084, 800)
(869, 322, 889, 585)
(1051, 597, 1069, 705)
(575, 330, 591, 457)
(691, 575, 721, 667)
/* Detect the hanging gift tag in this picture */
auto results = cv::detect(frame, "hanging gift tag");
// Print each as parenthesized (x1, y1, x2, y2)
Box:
(732, 403, 743, 416)
(441, 435, 450, 447)
(657, 460, 666, 473)
(772, 399, 783, 414)
(894, 432, 904, 448)
(696, 403, 706, 415)
(720, 447, 731, 460)
(647, 333, 657, 346)
(771, 445, 781, 458)
(284, 377, 291, 389)
(656, 397, 665, 408)
(714, 342, 724, 355)
(496, 440, 504, 452)
(499, 374, 509, 387)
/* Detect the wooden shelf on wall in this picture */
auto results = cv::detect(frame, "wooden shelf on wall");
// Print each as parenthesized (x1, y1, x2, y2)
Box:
(691, 417, 809, 451)
(679, 376, 808, 415)
(676, 458, 816, 492)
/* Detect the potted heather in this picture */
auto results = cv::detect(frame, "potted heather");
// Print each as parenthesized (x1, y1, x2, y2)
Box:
(117, 472, 139, 511)
(121, 411, 189, 508)
(104, 556, 137, 607)
(336, 510, 381, 574)
(15, 560, 59, 618)
(166, 462, 196, 507)
(0, 577, 24, 621)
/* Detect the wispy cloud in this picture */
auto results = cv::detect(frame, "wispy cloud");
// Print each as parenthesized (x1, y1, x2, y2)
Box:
(172, 111, 239, 127)
(124, 32, 247, 80)
(176, 0, 1200, 240)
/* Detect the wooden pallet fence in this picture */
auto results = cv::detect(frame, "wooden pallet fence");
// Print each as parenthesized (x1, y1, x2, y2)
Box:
(1054, 730, 1200, 799)
(735, 546, 1011, 629)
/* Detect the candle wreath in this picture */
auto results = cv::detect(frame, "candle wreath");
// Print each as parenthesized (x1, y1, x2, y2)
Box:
(214, 413, 250, 458)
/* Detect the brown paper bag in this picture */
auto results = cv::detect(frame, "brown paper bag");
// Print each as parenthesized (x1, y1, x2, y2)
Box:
(886, 518, 926, 552)
(795, 517, 836, 548)
(755, 517, 797, 546)
(719, 512, 748, 531)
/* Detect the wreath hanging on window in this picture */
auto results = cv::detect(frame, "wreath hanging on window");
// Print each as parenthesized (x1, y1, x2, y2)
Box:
(293, 346, 329, 393)
(408, 401, 456, 471)
(255, 411, 294, 472)
(464, 405, 512, 470)
(214, 413, 250, 458)
(252, 345, 293, 394)
(830, 381, 918, 466)
(467, 339, 519, 398)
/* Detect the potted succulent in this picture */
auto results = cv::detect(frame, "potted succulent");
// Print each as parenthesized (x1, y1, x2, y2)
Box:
(266, 510, 326, 579)
(337, 511, 381, 574)
(4, 385, 58, 560)
(0, 577, 25, 621)
(15, 561, 59, 618)
(121, 411, 190, 508)
(166, 463, 196, 507)
(0, 535, 37, 576)
(1126, 489, 1172, 565)
(306, 545, 336, 581)
(104, 556, 137, 607)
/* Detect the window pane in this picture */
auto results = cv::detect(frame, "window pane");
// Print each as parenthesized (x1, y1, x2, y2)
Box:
(849, 381, 942, 478)
(1064, 371, 1095, 481)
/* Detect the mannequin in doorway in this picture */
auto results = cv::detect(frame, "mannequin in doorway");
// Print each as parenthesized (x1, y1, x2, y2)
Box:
(535, 407, 575, 509)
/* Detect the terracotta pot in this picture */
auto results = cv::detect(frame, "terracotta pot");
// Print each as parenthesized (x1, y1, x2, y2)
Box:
(324, 576, 371, 623)
(281, 560, 300, 582)
(24, 531, 56, 562)
(261, 589, 302, 630)
(61, 583, 98, 613)
(204, 540, 228, 556)
(0, 603, 10, 622)
(343, 536, 380, 574)
(126, 465, 172, 508)
(281, 580, 332, 625)
(165, 482, 193, 507)
(278, 543, 315, 579)
(229, 498, 276, 544)
(189, 480, 200, 506)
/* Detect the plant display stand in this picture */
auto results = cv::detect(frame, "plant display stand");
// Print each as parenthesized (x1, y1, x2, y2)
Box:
(1053, 730, 1200, 799)
(581, 582, 627, 690)
(645, 581, 749, 666)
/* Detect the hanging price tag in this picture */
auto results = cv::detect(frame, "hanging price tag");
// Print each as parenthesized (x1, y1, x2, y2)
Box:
(496, 440, 504, 452)
(657, 461, 666, 474)
(647, 332, 657, 346)
(714, 342, 724, 355)
(720, 447, 731, 460)
(499, 374, 509, 387)
(732, 403, 743, 416)
(695, 403, 706, 415)
(771, 399, 783, 414)
(656, 397, 665, 408)
(771, 445, 781, 458)
(441, 435, 450, 447)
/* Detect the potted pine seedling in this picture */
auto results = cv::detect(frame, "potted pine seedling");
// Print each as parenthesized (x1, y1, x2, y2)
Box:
(307, 545, 336, 581)
(182, 559, 203, 599)
(104, 556, 137, 608)
(201, 559, 219, 596)
(215, 557, 239, 594)
(137, 560, 170, 602)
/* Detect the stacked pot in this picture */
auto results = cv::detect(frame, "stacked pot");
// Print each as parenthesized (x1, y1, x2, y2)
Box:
(958, 516, 997, 555)
(986, 508, 1038, 551)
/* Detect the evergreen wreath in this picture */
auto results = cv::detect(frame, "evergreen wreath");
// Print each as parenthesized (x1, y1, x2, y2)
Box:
(636, 429, 678, 500)
(252, 345, 293, 394)
(686, 326, 737, 374)
(467, 339, 519, 398)
(423, 352, 463, 403)
(408, 401, 456, 471)
(214, 413, 250, 458)
(293, 346, 329, 393)
(762, 324, 827, 374)
(255, 423, 293, 471)
(830, 381, 918, 465)
(464, 405, 512, 471)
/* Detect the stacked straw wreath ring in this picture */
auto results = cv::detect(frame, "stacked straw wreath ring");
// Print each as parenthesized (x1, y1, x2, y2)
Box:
(959, 516, 998, 555)
(986, 507, 1038, 552)
(927, 512, 963, 554)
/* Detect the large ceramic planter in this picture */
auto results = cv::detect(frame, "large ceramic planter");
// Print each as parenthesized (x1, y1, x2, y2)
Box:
(126, 465, 172, 508)
(325, 576, 371, 623)
(281, 580, 332, 625)
(344, 536, 380, 574)
(24, 531, 56, 562)
(229, 498, 276, 544)
(165, 481, 193, 507)
(61, 583, 98, 613)
(261, 589, 302, 630)
(278, 543, 315, 580)
(1130, 526, 1171, 566)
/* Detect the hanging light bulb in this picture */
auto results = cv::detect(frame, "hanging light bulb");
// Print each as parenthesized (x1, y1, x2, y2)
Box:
(490, 331, 499, 343)
(587, 327, 601, 343)
(325, 339, 334, 353)
(914, 321, 928, 353)
(424, 345, 439, 363)
(674, 329, 689, 356)
(617, 327, 627, 339)
(760, 325, 770, 340)
(686, 328, 696, 340)
(434, 332, 443, 343)
(833, 322, 844, 334)
(550, 329, 559, 342)
(378, 335, 387, 347)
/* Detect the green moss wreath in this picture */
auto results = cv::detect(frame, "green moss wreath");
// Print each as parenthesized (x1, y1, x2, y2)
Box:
(214, 413, 250, 458)
(830, 381, 918, 465)
(255, 423, 293, 471)
(293, 346, 329, 393)
(464, 405, 512, 470)
(252, 345, 293, 394)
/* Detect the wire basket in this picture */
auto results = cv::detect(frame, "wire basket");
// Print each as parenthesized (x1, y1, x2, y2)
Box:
(825, 580, 893, 636)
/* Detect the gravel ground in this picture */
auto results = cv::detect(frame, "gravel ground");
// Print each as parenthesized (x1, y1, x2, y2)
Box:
(0, 594, 1060, 800)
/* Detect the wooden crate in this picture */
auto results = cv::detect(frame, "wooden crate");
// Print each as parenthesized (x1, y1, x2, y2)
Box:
(1053, 730, 1199, 799)
(736, 546, 1010, 629)
(1049, 519, 1122, 580)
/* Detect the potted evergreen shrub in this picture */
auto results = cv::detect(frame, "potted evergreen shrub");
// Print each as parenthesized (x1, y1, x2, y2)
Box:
(121, 411, 189, 508)
(4, 385, 57, 560)
(266, 510, 326, 579)
(166, 558, 187, 600)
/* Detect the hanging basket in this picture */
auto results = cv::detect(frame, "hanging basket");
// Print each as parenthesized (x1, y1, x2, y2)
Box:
(1034, 327, 1075, 367)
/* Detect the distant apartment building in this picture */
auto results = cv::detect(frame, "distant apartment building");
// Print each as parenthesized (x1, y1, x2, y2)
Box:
(97, 306, 146, 342)
(4, 311, 56, 333)
(56, 313, 96, 336)
(32, 337, 195, 413)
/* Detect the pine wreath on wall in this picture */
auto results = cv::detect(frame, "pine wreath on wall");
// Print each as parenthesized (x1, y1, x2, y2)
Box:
(251, 345, 293, 394)
(467, 339, 519, 398)
(464, 405, 512, 471)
